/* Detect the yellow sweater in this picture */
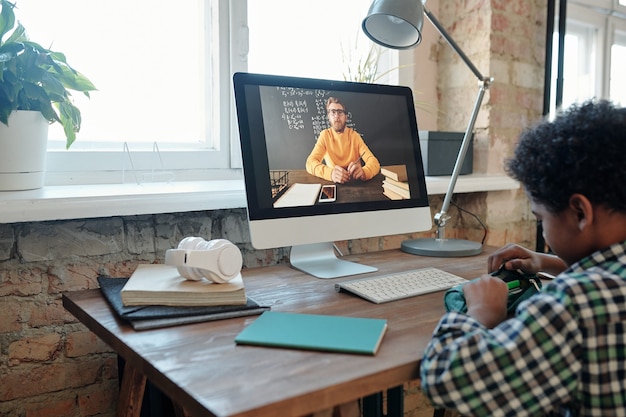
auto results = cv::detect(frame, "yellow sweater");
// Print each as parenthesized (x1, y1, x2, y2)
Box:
(305, 127, 380, 182)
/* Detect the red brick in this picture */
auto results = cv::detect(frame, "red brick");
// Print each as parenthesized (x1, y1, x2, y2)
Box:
(29, 299, 67, 327)
(25, 398, 76, 417)
(102, 355, 119, 380)
(78, 381, 118, 416)
(65, 360, 102, 389)
(102, 260, 143, 278)
(9, 333, 61, 362)
(0, 268, 44, 296)
(0, 300, 24, 332)
(66, 330, 112, 358)
(47, 264, 100, 294)
(0, 364, 65, 401)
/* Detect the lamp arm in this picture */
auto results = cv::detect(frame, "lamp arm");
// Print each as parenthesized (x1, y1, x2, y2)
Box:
(422, 5, 494, 238)
(434, 83, 488, 233)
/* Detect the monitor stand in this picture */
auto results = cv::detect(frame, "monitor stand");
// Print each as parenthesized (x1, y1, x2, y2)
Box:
(290, 242, 377, 279)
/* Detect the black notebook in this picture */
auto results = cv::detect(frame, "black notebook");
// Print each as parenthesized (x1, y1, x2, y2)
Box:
(98, 276, 270, 330)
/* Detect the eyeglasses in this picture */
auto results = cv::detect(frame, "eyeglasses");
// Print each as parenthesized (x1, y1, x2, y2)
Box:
(328, 109, 346, 116)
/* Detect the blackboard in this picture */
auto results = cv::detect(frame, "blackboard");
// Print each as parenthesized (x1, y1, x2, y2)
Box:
(260, 86, 414, 170)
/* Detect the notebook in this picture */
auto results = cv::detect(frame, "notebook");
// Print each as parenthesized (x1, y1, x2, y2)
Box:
(234, 311, 387, 355)
(98, 276, 270, 330)
(273, 183, 321, 208)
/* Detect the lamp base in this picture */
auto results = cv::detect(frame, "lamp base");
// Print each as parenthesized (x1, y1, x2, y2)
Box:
(401, 238, 482, 257)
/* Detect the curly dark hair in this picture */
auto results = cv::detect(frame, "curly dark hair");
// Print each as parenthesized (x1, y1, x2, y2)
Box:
(506, 99, 626, 213)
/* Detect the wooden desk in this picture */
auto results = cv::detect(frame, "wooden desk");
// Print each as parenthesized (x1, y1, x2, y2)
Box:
(62, 247, 495, 417)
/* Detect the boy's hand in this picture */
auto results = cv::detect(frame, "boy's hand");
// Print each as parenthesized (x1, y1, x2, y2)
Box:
(488, 243, 543, 273)
(488, 243, 567, 276)
(463, 275, 508, 328)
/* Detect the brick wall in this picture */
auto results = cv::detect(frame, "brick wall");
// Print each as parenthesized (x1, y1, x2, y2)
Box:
(0, 1, 546, 415)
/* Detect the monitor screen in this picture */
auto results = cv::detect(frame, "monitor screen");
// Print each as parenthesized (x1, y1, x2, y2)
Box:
(233, 72, 432, 278)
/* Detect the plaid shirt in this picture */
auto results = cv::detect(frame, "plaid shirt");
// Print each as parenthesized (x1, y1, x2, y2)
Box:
(420, 240, 626, 417)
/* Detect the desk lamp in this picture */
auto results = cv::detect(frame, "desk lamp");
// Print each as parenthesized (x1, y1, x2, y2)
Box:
(362, 0, 493, 257)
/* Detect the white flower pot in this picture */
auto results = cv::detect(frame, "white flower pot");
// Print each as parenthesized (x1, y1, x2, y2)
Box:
(0, 111, 49, 191)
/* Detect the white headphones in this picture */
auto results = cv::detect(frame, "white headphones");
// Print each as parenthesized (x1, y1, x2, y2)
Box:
(164, 237, 243, 283)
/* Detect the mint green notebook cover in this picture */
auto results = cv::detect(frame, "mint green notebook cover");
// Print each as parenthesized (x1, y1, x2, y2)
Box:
(234, 311, 387, 355)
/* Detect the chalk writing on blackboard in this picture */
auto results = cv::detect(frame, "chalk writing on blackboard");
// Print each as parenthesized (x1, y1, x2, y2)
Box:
(275, 86, 358, 140)
(311, 98, 328, 138)
(281, 99, 307, 130)
(277, 87, 333, 139)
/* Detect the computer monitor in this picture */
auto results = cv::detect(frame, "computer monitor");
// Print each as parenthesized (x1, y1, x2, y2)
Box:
(233, 72, 432, 279)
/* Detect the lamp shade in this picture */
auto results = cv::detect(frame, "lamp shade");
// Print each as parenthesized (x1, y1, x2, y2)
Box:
(362, 0, 424, 49)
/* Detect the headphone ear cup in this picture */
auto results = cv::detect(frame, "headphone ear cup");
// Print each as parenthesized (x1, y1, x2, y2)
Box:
(202, 239, 243, 283)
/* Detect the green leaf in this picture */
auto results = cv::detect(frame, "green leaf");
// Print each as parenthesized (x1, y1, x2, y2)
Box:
(5, 21, 27, 44)
(40, 71, 66, 97)
(60, 100, 80, 130)
(58, 101, 79, 149)
(0, 96, 11, 125)
(34, 95, 58, 123)
(61, 68, 97, 93)
(21, 80, 44, 100)
(0, 68, 17, 99)
(47, 51, 97, 93)
(0, 42, 21, 62)
(0, 0, 16, 42)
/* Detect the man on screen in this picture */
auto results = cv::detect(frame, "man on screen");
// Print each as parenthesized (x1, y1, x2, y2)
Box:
(306, 97, 380, 184)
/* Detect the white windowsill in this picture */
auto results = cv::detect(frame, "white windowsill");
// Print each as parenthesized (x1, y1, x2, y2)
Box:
(0, 174, 519, 224)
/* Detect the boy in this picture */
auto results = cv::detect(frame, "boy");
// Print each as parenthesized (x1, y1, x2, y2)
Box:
(420, 99, 626, 416)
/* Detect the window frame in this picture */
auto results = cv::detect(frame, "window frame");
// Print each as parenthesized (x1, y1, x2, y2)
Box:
(41, 0, 243, 186)
(607, 12, 626, 104)
(557, 0, 626, 108)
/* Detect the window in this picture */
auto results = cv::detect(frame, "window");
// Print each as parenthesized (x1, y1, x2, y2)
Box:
(555, 23, 599, 108)
(19, 1, 205, 146)
(551, 0, 626, 111)
(246, 0, 396, 83)
(610, 27, 626, 105)
(14, 0, 234, 184)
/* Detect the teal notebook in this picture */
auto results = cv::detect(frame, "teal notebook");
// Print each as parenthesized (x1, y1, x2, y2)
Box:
(234, 311, 388, 355)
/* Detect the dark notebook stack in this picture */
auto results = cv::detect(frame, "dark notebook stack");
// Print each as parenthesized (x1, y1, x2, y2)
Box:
(98, 276, 270, 330)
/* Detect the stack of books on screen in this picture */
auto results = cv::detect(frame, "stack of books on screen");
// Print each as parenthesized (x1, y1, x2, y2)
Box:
(97, 264, 269, 330)
(381, 165, 410, 200)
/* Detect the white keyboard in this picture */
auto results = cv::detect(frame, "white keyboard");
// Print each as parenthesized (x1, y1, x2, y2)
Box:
(335, 267, 468, 304)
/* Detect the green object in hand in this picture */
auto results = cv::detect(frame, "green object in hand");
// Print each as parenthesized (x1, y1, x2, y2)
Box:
(443, 266, 542, 315)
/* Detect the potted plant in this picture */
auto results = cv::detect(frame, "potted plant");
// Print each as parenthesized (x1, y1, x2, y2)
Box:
(0, 0, 96, 190)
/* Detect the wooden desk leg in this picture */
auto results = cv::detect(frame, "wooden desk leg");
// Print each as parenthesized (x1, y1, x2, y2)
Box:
(117, 362, 147, 417)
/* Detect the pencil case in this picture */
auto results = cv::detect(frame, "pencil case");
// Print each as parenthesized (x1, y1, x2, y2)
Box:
(444, 267, 542, 315)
